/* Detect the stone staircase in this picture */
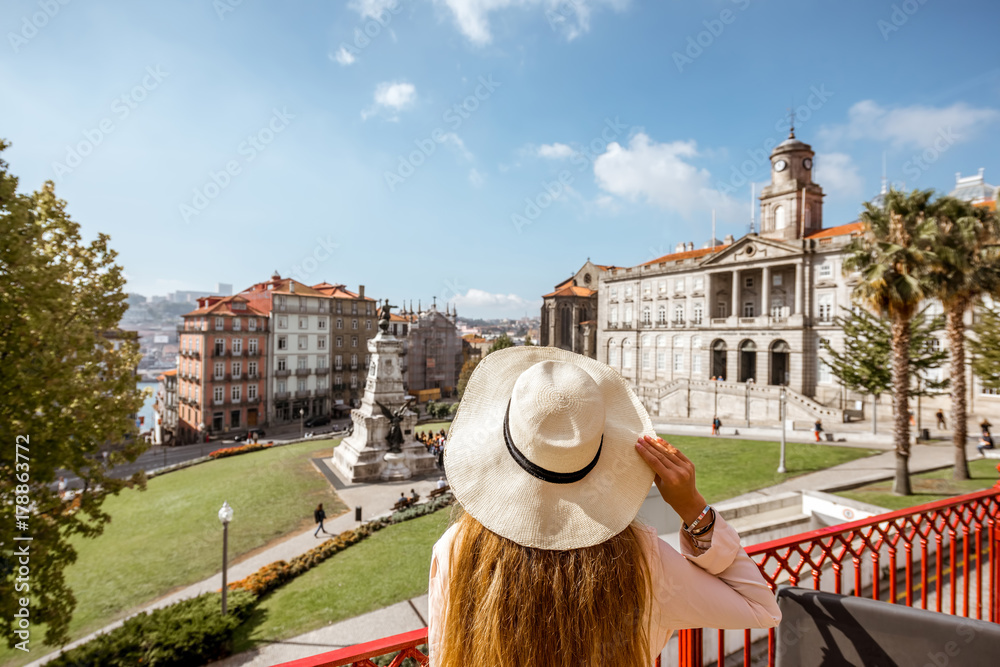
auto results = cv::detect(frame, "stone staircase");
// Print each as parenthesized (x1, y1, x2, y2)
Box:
(715, 492, 814, 546)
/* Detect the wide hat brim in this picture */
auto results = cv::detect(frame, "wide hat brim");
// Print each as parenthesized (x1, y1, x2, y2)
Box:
(445, 346, 656, 550)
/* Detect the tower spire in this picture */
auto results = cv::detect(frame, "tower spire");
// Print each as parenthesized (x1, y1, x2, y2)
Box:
(787, 106, 796, 139)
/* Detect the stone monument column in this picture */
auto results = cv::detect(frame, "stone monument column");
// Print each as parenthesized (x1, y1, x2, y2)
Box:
(331, 304, 437, 483)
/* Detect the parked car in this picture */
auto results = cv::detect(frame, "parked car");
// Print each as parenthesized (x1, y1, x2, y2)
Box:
(233, 428, 266, 442)
(304, 415, 331, 428)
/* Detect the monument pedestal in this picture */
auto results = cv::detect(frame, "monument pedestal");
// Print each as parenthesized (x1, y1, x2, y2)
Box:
(331, 327, 437, 483)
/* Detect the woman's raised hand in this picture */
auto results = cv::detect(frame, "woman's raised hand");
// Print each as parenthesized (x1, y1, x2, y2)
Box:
(635, 435, 707, 527)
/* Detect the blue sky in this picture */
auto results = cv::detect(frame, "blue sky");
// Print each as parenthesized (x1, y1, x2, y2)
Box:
(2, 0, 998, 318)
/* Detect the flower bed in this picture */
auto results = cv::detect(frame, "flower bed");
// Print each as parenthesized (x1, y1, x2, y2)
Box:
(208, 442, 274, 459)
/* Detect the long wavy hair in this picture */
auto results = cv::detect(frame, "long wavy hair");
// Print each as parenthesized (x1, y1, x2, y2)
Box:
(437, 511, 651, 667)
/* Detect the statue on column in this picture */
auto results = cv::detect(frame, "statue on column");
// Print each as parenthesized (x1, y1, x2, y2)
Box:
(378, 301, 395, 333)
(376, 398, 411, 453)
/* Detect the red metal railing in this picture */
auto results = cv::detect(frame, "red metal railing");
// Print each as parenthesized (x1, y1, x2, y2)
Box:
(276, 488, 1000, 667)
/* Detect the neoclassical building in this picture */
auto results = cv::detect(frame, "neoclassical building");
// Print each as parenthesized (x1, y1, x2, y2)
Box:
(586, 132, 1000, 424)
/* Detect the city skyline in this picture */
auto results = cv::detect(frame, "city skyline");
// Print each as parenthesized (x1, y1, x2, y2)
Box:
(2, 0, 998, 318)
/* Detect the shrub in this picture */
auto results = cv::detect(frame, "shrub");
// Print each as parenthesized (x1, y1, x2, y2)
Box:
(46, 590, 256, 667)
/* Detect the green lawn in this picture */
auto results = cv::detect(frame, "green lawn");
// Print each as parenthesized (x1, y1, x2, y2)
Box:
(656, 434, 880, 503)
(0, 439, 345, 667)
(233, 509, 454, 652)
(837, 459, 999, 511)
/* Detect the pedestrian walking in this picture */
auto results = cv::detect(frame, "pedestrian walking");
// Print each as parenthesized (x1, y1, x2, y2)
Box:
(814, 419, 823, 442)
(428, 346, 780, 665)
(935, 409, 946, 430)
(313, 503, 330, 537)
(711, 415, 721, 436)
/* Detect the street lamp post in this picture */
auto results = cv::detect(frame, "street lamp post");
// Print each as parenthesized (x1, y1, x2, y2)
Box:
(218, 501, 233, 615)
(299, 408, 305, 439)
(777, 386, 788, 474)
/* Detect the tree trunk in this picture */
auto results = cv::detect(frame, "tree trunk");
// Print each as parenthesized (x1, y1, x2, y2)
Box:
(891, 316, 912, 495)
(948, 302, 970, 480)
(872, 394, 878, 435)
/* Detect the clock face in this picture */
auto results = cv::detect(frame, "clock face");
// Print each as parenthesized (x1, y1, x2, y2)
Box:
(774, 159, 788, 172)
(803, 158, 813, 170)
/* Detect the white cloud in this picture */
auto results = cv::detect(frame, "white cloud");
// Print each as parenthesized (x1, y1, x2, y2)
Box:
(361, 81, 417, 120)
(349, 0, 400, 20)
(819, 100, 999, 150)
(593, 132, 739, 219)
(814, 153, 864, 200)
(452, 288, 541, 317)
(437, 0, 627, 46)
(468, 168, 485, 187)
(537, 142, 574, 159)
(331, 46, 356, 66)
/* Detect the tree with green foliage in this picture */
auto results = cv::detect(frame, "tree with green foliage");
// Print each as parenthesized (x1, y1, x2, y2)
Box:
(970, 301, 1000, 393)
(523, 332, 534, 346)
(923, 196, 1000, 480)
(0, 140, 147, 647)
(843, 188, 938, 495)
(487, 333, 514, 354)
(821, 306, 948, 436)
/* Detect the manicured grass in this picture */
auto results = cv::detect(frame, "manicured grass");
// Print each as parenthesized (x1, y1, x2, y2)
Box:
(837, 459, 999, 511)
(233, 509, 454, 652)
(0, 439, 345, 667)
(656, 434, 880, 504)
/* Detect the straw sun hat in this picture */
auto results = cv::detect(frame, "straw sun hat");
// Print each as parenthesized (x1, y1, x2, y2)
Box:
(444, 346, 656, 550)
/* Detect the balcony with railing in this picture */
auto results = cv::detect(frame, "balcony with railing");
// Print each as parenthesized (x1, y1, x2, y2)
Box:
(275, 487, 1000, 667)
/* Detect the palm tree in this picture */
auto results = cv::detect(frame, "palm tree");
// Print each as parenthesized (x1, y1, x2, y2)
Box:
(924, 196, 1000, 480)
(844, 189, 938, 495)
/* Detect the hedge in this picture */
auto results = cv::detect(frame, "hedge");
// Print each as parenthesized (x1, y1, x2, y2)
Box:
(45, 590, 256, 667)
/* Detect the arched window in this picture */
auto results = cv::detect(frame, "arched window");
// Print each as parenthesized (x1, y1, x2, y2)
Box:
(608, 340, 618, 366)
(657, 305, 666, 324)
(775, 205, 786, 230)
(622, 340, 633, 369)
(711, 339, 727, 380)
(642, 306, 651, 325)
(655, 335, 666, 346)
(739, 339, 757, 383)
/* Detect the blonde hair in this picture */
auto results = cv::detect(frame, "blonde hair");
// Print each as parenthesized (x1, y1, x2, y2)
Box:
(437, 511, 651, 667)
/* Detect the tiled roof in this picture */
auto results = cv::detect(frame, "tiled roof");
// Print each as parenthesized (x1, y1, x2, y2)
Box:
(640, 244, 730, 267)
(311, 283, 375, 301)
(806, 221, 864, 240)
(158, 369, 177, 380)
(542, 285, 598, 298)
(554, 276, 575, 290)
(183, 295, 267, 318)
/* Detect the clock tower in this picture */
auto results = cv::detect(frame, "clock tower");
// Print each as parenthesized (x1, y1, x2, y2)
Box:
(758, 127, 824, 241)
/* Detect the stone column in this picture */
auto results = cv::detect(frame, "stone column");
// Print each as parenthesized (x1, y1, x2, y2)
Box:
(731, 271, 740, 318)
(794, 264, 803, 315)
(761, 265, 770, 319)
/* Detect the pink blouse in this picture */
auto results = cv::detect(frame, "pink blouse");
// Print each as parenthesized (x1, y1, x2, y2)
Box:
(427, 515, 782, 665)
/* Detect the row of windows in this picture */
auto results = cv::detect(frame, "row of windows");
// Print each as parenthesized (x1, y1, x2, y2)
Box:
(211, 361, 260, 378)
(607, 293, 840, 324)
(275, 375, 358, 392)
(607, 347, 704, 374)
(214, 316, 260, 331)
(274, 354, 368, 370)
(275, 316, 372, 331)
(274, 295, 373, 316)
(607, 264, 836, 303)
(210, 384, 259, 402)
(212, 338, 260, 354)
